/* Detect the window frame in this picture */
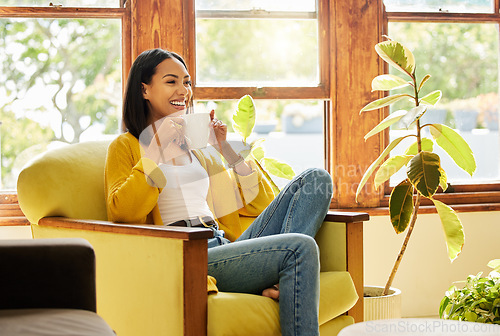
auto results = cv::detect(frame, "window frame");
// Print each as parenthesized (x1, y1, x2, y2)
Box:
(186, 0, 331, 101)
(184, 0, 386, 211)
(184, 0, 333, 201)
(381, 1, 500, 211)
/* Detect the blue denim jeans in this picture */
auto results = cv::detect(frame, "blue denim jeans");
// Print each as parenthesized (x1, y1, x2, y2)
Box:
(207, 168, 333, 336)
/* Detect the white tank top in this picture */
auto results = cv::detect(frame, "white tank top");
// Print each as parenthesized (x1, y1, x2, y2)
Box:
(157, 155, 214, 225)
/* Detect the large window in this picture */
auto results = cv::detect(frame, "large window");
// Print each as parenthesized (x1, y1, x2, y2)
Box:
(193, 0, 327, 183)
(0, 4, 126, 189)
(383, 0, 500, 207)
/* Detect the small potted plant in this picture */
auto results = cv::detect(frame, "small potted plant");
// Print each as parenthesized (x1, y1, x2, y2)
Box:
(231, 95, 295, 193)
(356, 38, 477, 320)
(440, 259, 500, 324)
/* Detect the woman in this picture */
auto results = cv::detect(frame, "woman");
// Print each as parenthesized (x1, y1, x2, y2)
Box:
(105, 48, 333, 336)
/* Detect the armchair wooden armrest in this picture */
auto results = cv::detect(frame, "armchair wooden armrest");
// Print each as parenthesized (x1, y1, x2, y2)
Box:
(322, 211, 368, 323)
(38, 217, 213, 240)
(33, 217, 213, 336)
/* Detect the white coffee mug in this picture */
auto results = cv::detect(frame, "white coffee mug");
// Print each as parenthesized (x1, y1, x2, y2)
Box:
(183, 112, 210, 149)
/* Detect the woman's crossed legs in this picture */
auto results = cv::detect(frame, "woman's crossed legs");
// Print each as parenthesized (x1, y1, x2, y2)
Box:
(208, 233, 320, 336)
(207, 168, 333, 335)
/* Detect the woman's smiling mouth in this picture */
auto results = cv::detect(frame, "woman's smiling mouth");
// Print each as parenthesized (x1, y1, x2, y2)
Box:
(170, 100, 186, 110)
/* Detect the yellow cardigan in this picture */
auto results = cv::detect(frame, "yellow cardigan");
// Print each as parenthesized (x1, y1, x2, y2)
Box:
(104, 132, 276, 291)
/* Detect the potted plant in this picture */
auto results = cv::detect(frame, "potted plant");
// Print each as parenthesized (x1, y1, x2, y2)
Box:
(356, 38, 477, 319)
(231, 95, 295, 193)
(440, 259, 500, 324)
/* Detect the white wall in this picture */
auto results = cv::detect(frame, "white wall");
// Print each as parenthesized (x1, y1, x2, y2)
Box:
(364, 211, 499, 318)
(0, 226, 32, 240)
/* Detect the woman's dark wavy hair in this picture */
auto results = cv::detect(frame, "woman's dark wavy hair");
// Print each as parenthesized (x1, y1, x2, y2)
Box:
(123, 49, 190, 139)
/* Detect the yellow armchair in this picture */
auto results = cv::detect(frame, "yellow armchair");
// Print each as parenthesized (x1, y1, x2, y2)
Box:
(17, 140, 367, 336)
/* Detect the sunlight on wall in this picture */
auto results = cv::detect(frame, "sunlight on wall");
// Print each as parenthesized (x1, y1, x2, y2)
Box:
(364, 211, 500, 317)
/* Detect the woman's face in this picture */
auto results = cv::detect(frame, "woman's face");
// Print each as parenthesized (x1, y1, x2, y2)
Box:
(142, 57, 192, 123)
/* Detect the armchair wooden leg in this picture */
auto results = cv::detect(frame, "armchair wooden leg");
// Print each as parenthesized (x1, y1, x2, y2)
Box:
(346, 221, 364, 323)
(183, 239, 208, 336)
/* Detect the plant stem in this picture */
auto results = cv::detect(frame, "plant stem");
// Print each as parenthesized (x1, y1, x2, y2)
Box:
(383, 193, 421, 295)
(413, 74, 422, 153)
(252, 155, 280, 194)
(383, 72, 423, 296)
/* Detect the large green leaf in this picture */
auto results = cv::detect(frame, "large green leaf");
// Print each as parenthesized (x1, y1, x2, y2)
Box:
(404, 138, 434, 155)
(364, 109, 407, 140)
(418, 74, 431, 92)
(232, 95, 256, 141)
(407, 151, 442, 197)
(356, 136, 410, 202)
(371, 74, 410, 91)
(375, 40, 416, 76)
(430, 124, 476, 176)
(390, 180, 414, 234)
(432, 199, 465, 261)
(261, 157, 295, 180)
(374, 155, 413, 189)
(419, 90, 442, 106)
(400, 105, 427, 128)
(360, 94, 411, 113)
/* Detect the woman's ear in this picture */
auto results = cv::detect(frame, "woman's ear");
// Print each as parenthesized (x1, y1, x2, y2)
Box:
(141, 83, 149, 100)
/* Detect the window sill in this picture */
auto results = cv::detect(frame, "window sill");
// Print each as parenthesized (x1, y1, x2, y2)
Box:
(333, 203, 500, 217)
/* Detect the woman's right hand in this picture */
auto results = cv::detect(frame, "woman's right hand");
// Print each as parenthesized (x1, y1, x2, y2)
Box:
(153, 116, 186, 148)
(144, 116, 186, 163)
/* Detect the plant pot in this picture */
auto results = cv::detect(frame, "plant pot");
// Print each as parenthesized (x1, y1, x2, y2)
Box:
(254, 121, 277, 134)
(281, 115, 322, 133)
(364, 285, 402, 321)
(482, 109, 499, 131)
(420, 108, 448, 125)
(454, 109, 478, 132)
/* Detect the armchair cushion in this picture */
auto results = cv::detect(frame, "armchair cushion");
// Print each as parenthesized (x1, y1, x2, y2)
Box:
(207, 271, 357, 335)
(17, 141, 110, 224)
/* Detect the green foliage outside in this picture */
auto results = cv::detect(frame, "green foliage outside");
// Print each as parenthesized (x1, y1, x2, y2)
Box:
(388, 22, 499, 130)
(440, 259, 500, 324)
(0, 18, 121, 188)
(196, 18, 319, 85)
(356, 39, 476, 296)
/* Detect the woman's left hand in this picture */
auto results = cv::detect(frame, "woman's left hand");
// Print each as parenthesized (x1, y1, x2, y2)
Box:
(208, 109, 252, 175)
(209, 109, 227, 150)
